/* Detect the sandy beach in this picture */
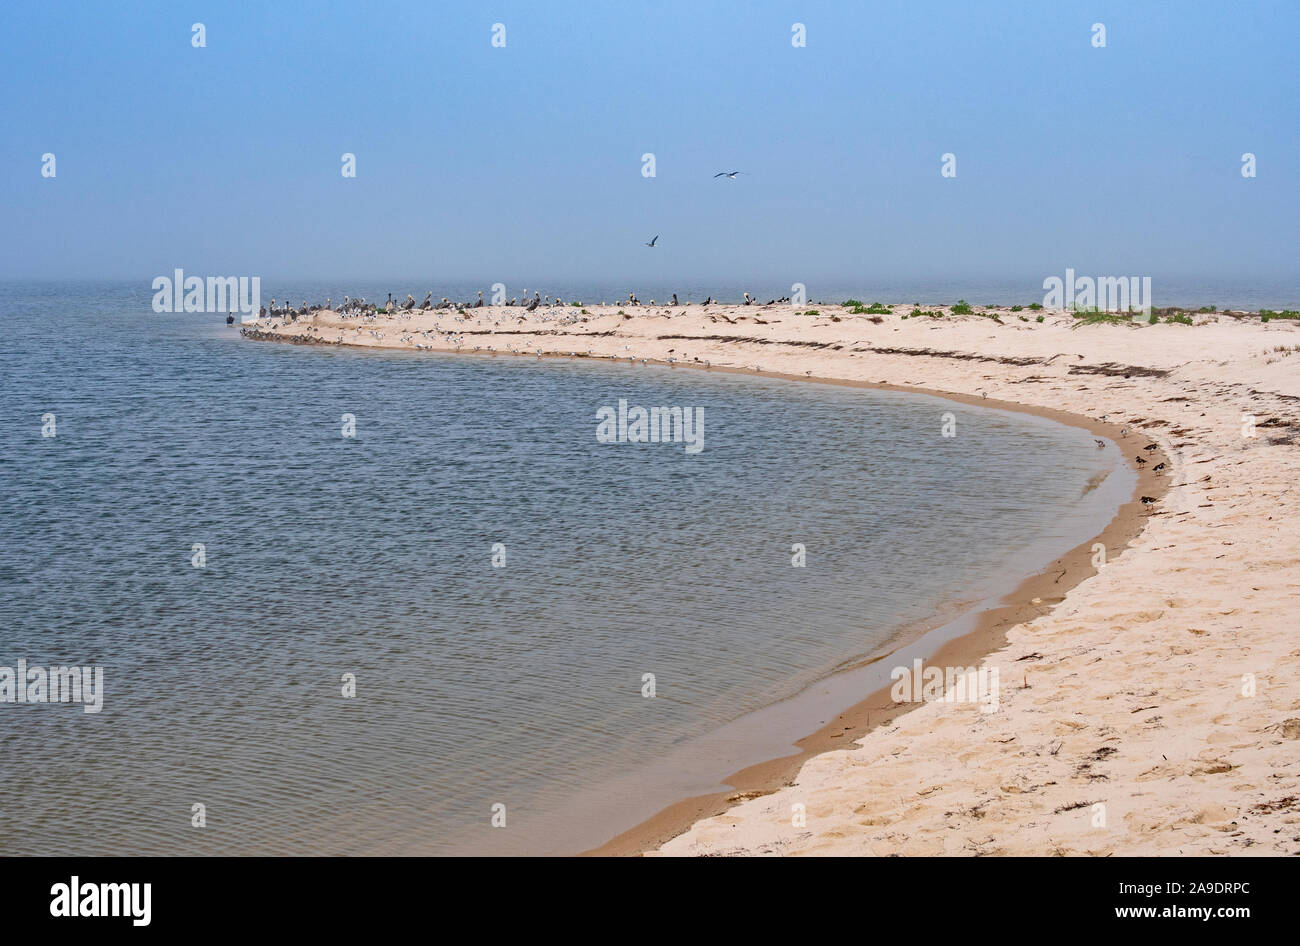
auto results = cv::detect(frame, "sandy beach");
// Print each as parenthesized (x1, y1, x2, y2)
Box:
(244, 301, 1300, 856)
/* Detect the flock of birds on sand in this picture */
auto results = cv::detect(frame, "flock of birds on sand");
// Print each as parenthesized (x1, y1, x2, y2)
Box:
(230, 285, 795, 325)
(239, 284, 809, 372)
(1094, 419, 1167, 503)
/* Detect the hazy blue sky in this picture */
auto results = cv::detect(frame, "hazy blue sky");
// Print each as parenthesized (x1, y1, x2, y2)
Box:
(2, 0, 1296, 286)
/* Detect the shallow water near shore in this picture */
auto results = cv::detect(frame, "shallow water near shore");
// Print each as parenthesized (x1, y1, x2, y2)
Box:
(0, 282, 1132, 855)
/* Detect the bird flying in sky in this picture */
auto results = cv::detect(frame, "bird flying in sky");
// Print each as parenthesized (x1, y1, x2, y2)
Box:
(645, 235, 659, 247)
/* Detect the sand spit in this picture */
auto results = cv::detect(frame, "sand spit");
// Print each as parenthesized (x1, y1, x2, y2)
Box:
(244, 302, 1300, 856)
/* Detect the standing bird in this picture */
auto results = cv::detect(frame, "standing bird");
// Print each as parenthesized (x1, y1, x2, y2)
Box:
(645, 235, 659, 248)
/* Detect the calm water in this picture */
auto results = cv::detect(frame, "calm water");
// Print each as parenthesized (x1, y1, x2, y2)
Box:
(0, 281, 1132, 855)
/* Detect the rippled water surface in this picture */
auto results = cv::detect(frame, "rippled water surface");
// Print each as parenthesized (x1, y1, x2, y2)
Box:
(0, 282, 1131, 855)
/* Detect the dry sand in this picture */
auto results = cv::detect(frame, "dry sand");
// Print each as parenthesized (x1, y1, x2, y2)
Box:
(244, 301, 1300, 856)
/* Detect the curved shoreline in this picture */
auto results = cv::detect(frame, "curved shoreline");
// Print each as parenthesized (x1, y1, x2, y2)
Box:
(246, 323, 1165, 854)
(584, 373, 1164, 855)
(241, 301, 1299, 856)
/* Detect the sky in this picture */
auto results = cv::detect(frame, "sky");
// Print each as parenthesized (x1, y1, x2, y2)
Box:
(1, 0, 1297, 287)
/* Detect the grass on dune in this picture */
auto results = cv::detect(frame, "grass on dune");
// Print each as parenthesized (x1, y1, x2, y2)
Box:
(1070, 306, 1137, 327)
(842, 300, 892, 314)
